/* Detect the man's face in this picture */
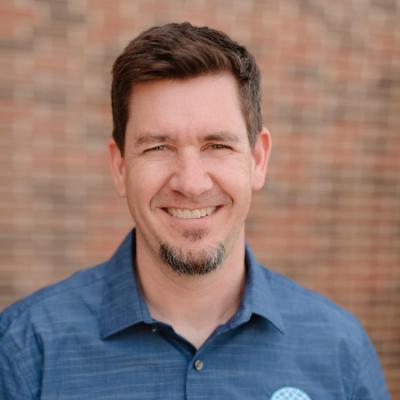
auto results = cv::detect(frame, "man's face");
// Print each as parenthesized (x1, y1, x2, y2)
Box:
(109, 73, 270, 274)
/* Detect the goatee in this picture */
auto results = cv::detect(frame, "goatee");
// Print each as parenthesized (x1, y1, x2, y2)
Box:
(159, 243, 225, 276)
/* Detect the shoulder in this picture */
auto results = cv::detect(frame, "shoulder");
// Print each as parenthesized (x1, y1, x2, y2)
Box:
(259, 264, 370, 350)
(0, 262, 111, 400)
(0, 262, 109, 347)
(260, 265, 389, 398)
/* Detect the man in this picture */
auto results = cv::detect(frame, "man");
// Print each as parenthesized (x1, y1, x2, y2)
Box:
(0, 22, 390, 399)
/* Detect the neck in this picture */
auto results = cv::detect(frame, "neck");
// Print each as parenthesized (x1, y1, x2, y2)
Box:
(135, 233, 246, 348)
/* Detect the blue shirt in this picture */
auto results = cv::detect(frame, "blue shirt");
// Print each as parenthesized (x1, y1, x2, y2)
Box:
(0, 231, 390, 399)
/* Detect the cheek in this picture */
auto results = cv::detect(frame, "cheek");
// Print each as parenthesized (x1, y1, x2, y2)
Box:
(124, 162, 170, 207)
(211, 157, 253, 187)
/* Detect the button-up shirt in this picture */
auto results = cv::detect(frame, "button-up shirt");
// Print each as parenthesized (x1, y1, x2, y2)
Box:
(0, 231, 390, 399)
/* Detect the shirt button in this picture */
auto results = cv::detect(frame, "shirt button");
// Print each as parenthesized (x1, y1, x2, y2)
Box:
(193, 359, 204, 371)
(151, 327, 157, 333)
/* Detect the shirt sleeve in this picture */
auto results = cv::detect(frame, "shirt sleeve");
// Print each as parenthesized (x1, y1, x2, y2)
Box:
(0, 344, 35, 400)
(350, 333, 391, 400)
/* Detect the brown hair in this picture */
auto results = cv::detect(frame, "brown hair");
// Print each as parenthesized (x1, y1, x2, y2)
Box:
(111, 22, 262, 153)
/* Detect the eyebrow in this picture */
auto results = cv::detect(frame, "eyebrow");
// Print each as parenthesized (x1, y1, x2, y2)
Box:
(134, 134, 171, 147)
(203, 132, 240, 143)
(134, 131, 240, 146)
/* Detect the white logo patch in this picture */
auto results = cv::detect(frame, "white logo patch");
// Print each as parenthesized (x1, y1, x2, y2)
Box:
(270, 387, 312, 400)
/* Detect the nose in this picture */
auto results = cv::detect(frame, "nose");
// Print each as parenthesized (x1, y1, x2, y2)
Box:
(168, 149, 213, 198)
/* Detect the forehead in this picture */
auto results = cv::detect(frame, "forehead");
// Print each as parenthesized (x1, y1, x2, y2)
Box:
(126, 73, 248, 142)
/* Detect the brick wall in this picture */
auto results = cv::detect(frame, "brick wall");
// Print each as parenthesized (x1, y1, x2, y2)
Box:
(1, 0, 399, 396)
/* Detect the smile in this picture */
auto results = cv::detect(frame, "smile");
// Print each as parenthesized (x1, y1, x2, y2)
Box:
(166, 207, 217, 219)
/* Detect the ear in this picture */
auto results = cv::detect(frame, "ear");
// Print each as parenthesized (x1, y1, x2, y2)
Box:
(107, 138, 126, 197)
(251, 128, 272, 191)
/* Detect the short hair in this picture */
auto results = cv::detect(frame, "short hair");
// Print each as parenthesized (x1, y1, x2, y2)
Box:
(111, 22, 262, 153)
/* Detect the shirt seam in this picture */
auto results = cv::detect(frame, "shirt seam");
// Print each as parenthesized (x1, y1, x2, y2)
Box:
(1, 341, 36, 400)
(349, 339, 373, 400)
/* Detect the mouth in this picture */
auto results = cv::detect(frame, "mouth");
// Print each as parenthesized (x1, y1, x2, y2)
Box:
(165, 207, 218, 219)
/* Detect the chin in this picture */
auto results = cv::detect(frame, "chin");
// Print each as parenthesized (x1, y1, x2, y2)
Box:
(159, 241, 226, 276)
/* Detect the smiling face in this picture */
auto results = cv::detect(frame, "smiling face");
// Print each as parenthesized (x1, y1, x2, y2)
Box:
(109, 73, 271, 275)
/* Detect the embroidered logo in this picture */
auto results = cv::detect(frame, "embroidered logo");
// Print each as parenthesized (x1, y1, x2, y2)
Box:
(270, 387, 312, 400)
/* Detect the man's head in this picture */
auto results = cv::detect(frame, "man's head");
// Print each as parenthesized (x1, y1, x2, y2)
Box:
(109, 23, 271, 277)
(111, 22, 262, 154)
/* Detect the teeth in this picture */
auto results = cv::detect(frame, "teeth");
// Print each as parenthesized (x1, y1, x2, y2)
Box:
(167, 207, 216, 219)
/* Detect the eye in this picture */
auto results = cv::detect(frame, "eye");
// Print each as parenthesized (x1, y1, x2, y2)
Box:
(209, 144, 231, 150)
(144, 145, 168, 153)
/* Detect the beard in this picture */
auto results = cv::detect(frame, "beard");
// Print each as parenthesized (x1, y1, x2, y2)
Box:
(159, 241, 225, 276)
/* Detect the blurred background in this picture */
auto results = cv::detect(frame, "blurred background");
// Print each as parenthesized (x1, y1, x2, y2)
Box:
(1, 0, 399, 396)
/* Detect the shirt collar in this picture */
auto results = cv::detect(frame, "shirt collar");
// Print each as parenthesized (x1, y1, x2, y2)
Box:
(100, 230, 285, 339)
(241, 243, 285, 334)
(99, 230, 152, 339)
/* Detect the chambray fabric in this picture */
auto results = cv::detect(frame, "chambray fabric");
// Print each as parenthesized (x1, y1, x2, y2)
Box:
(0, 231, 390, 399)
